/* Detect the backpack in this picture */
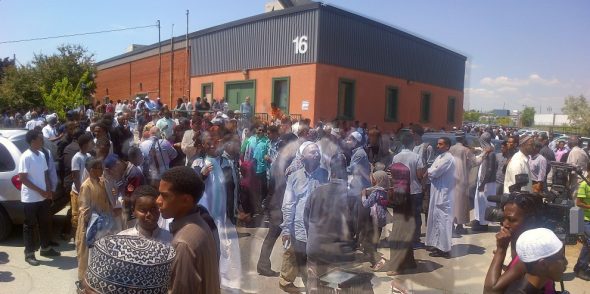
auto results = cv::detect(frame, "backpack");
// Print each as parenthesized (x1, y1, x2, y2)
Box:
(386, 162, 412, 208)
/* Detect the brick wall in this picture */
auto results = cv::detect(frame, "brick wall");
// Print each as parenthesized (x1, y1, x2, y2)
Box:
(95, 48, 189, 107)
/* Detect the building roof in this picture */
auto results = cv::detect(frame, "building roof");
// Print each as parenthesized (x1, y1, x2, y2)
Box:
(97, 2, 465, 66)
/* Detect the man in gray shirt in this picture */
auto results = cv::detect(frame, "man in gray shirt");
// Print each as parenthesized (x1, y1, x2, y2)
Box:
(393, 134, 425, 246)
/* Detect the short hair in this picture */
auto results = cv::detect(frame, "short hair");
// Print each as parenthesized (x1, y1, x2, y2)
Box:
(502, 193, 541, 223)
(132, 185, 159, 201)
(160, 166, 205, 201)
(539, 133, 549, 141)
(410, 124, 425, 136)
(533, 141, 543, 150)
(71, 129, 85, 141)
(128, 146, 142, 160)
(509, 135, 520, 146)
(330, 153, 348, 180)
(439, 136, 451, 147)
(268, 125, 279, 134)
(78, 133, 94, 149)
(400, 133, 414, 149)
(85, 157, 102, 171)
(25, 129, 42, 145)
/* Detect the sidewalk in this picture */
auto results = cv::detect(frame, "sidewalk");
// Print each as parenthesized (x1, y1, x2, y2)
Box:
(0, 209, 588, 293)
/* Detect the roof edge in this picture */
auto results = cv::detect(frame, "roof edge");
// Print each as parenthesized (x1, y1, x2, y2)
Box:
(96, 2, 321, 66)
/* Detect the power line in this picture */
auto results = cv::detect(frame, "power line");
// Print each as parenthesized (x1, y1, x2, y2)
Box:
(0, 24, 157, 44)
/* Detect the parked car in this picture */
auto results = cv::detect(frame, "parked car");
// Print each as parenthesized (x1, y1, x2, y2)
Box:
(0, 129, 68, 241)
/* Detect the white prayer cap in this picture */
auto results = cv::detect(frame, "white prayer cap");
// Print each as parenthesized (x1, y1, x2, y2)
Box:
(350, 131, 362, 143)
(298, 141, 314, 156)
(516, 228, 562, 263)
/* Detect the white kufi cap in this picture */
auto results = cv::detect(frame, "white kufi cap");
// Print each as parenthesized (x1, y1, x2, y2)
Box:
(516, 228, 562, 263)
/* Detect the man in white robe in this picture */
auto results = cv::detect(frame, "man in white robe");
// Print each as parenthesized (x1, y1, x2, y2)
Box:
(449, 132, 485, 235)
(425, 137, 456, 258)
(192, 131, 243, 292)
(473, 132, 496, 231)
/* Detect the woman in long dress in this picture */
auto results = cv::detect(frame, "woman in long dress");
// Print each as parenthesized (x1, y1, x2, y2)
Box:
(192, 127, 242, 291)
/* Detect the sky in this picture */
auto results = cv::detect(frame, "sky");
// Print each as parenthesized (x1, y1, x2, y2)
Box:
(1, 0, 588, 114)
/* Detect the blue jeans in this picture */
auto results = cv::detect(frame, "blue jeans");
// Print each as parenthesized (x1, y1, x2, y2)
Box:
(575, 221, 590, 272)
(412, 193, 423, 242)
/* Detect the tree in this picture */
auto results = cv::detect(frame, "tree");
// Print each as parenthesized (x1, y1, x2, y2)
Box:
(32, 44, 96, 99)
(521, 106, 535, 127)
(0, 65, 42, 109)
(0, 57, 15, 82)
(0, 44, 96, 111)
(42, 71, 93, 120)
(463, 110, 482, 122)
(496, 117, 512, 126)
(562, 95, 590, 132)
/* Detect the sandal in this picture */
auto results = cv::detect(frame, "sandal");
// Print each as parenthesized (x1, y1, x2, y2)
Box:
(371, 258, 387, 271)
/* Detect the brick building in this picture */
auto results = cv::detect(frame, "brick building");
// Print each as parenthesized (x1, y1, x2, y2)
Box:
(95, 2, 466, 131)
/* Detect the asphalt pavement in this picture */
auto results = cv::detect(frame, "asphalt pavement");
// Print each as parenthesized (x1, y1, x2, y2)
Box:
(0, 208, 587, 294)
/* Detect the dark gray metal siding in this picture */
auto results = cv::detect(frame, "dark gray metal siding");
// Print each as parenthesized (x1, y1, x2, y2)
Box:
(317, 7, 466, 91)
(190, 9, 319, 76)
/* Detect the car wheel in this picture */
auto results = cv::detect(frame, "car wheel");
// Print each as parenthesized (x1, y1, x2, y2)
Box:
(0, 206, 13, 241)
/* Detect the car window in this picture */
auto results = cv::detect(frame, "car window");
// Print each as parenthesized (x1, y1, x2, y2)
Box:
(0, 143, 15, 172)
(10, 138, 28, 153)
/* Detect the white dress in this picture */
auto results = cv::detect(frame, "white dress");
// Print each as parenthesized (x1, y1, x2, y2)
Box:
(425, 151, 456, 252)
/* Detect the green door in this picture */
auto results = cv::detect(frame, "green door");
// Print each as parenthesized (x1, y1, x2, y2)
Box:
(225, 81, 256, 112)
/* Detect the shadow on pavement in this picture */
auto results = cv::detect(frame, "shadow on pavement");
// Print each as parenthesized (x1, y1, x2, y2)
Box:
(0, 271, 15, 282)
(399, 259, 443, 275)
(0, 252, 8, 264)
(451, 244, 486, 258)
(42, 255, 77, 270)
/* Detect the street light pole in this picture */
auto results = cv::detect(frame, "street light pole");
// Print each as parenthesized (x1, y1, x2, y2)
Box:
(158, 20, 161, 98)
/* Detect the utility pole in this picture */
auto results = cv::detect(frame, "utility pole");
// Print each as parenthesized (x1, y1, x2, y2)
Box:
(157, 20, 161, 98)
(170, 24, 175, 104)
(186, 9, 190, 100)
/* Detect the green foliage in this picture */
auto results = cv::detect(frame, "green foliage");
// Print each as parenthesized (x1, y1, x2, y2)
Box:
(463, 110, 482, 122)
(562, 95, 590, 133)
(42, 71, 93, 120)
(0, 44, 95, 112)
(33, 44, 96, 99)
(0, 65, 43, 109)
(496, 116, 512, 126)
(0, 57, 15, 81)
(521, 107, 535, 127)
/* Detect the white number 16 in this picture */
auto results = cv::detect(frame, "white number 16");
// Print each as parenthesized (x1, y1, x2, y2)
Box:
(292, 35, 308, 54)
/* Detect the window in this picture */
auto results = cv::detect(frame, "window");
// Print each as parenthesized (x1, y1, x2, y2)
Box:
(338, 79, 355, 120)
(201, 83, 213, 101)
(385, 87, 399, 121)
(0, 143, 15, 172)
(272, 77, 290, 114)
(420, 92, 431, 123)
(447, 96, 456, 123)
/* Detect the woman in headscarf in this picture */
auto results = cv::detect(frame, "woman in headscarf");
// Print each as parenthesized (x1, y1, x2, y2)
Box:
(361, 170, 390, 271)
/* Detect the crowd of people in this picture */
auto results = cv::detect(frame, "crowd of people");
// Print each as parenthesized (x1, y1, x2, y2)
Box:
(8, 95, 590, 293)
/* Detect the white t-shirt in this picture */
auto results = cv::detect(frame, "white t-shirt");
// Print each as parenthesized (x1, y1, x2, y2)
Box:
(503, 151, 533, 193)
(71, 152, 90, 194)
(42, 125, 57, 139)
(18, 149, 48, 203)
